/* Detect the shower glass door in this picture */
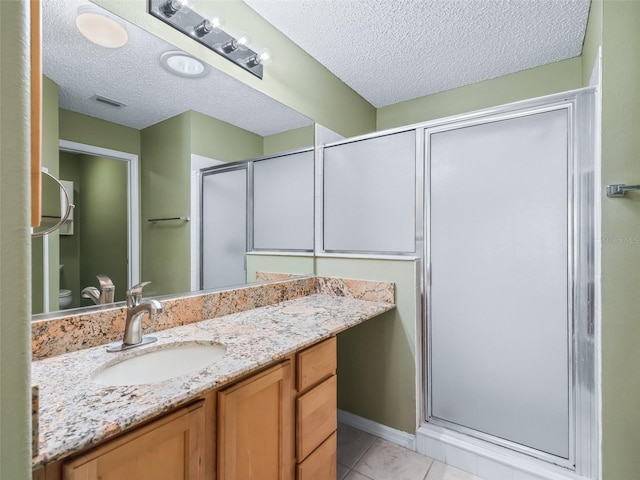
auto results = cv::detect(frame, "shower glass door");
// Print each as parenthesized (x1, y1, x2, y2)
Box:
(201, 165, 248, 290)
(427, 107, 572, 461)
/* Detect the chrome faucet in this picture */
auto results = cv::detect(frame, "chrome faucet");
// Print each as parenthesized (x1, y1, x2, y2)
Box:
(81, 275, 115, 305)
(107, 281, 164, 352)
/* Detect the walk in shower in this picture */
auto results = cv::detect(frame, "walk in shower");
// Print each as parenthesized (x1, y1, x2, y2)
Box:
(422, 90, 597, 478)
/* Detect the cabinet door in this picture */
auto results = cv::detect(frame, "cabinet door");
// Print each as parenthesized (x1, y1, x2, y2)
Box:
(62, 402, 205, 480)
(218, 362, 293, 480)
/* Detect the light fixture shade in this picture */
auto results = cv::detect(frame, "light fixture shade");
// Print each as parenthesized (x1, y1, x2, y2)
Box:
(75, 7, 128, 49)
(160, 51, 209, 78)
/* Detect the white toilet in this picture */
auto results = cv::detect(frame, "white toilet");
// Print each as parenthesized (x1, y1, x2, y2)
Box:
(59, 289, 73, 309)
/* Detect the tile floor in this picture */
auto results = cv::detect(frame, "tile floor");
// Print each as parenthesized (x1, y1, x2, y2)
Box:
(337, 423, 484, 480)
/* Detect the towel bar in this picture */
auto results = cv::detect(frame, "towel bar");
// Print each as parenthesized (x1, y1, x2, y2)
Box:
(606, 184, 640, 197)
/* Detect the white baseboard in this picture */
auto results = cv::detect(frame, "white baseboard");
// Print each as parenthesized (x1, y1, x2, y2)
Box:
(337, 409, 416, 451)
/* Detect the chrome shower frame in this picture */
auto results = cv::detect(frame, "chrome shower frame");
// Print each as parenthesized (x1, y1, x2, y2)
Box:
(419, 89, 597, 477)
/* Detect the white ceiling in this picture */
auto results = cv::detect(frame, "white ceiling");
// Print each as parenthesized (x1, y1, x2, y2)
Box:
(43, 0, 312, 136)
(244, 0, 592, 108)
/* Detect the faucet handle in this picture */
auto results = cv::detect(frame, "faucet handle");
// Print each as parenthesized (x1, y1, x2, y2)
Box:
(126, 281, 152, 307)
(96, 275, 114, 290)
(96, 275, 115, 304)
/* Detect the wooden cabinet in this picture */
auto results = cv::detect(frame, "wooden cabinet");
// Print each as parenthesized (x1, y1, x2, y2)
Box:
(37, 336, 338, 480)
(295, 337, 337, 478)
(62, 401, 205, 480)
(217, 361, 293, 480)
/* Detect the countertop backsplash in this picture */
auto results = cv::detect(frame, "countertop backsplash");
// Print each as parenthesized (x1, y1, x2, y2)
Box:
(32, 275, 394, 360)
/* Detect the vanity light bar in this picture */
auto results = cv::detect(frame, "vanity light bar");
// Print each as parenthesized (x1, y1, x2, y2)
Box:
(149, 0, 265, 79)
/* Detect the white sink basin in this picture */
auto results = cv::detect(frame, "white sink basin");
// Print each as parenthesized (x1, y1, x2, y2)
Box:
(92, 343, 226, 386)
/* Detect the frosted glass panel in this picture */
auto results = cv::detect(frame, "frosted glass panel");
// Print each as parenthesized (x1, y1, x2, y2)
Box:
(429, 110, 570, 459)
(324, 131, 415, 253)
(201, 168, 247, 290)
(253, 151, 314, 250)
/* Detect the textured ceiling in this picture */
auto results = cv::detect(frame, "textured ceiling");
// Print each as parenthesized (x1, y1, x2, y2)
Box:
(244, 0, 591, 108)
(43, 0, 312, 135)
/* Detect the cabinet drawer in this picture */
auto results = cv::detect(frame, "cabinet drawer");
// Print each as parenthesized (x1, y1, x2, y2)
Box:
(296, 375, 337, 461)
(296, 337, 336, 392)
(296, 431, 336, 480)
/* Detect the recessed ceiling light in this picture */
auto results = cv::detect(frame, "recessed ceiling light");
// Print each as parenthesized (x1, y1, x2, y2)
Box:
(76, 6, 128, 49)
(160, 51, 209, 78)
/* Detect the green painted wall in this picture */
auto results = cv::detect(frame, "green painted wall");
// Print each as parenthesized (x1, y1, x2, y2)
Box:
(0, 0, 31, 476)
(315, 258, 418, 433)
(56, 110, 140, 307)
(582, 0, 603, 86)
(78, 155, 128, 304)
(246, 254, 315, 283)
(263, 126, 315, 156)
(189, 110, 263, 161)
(248, 254, 418, 434)
(34, 91, 140, 314)
(140, 113, 192, 297)
(31, 238, 44, 313)
(141, 110, 264, 296)
(600, 2, 640, 478)
(376, 57, 583, 130)
(59, 152, 82, 307)
(59, 109, 141, 155)
(93, 0, 376, 138)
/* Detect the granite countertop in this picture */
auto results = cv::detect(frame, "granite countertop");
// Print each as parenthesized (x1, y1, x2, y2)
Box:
(31, 292, 395, 469)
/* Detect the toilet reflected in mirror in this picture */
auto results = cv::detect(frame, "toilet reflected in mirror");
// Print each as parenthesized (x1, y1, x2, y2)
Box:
(58, 288, 73, 309)
(58, 264, 73, 310)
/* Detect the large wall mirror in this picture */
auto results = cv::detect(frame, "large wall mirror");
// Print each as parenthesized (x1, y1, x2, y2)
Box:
(34, 0, 315, 316)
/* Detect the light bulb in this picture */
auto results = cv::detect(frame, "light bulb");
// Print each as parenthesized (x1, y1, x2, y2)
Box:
(244, 48, 271, 69)
(210, 14, 223, 29)
(258, 49, 272, 66)
(235, 31, 250, 51)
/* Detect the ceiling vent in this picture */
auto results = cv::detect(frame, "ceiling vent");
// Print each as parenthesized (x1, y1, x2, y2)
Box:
(91, 94, 126, 108)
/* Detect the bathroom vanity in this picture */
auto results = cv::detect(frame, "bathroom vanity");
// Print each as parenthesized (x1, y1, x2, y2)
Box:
(30, 276, 394, 480)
